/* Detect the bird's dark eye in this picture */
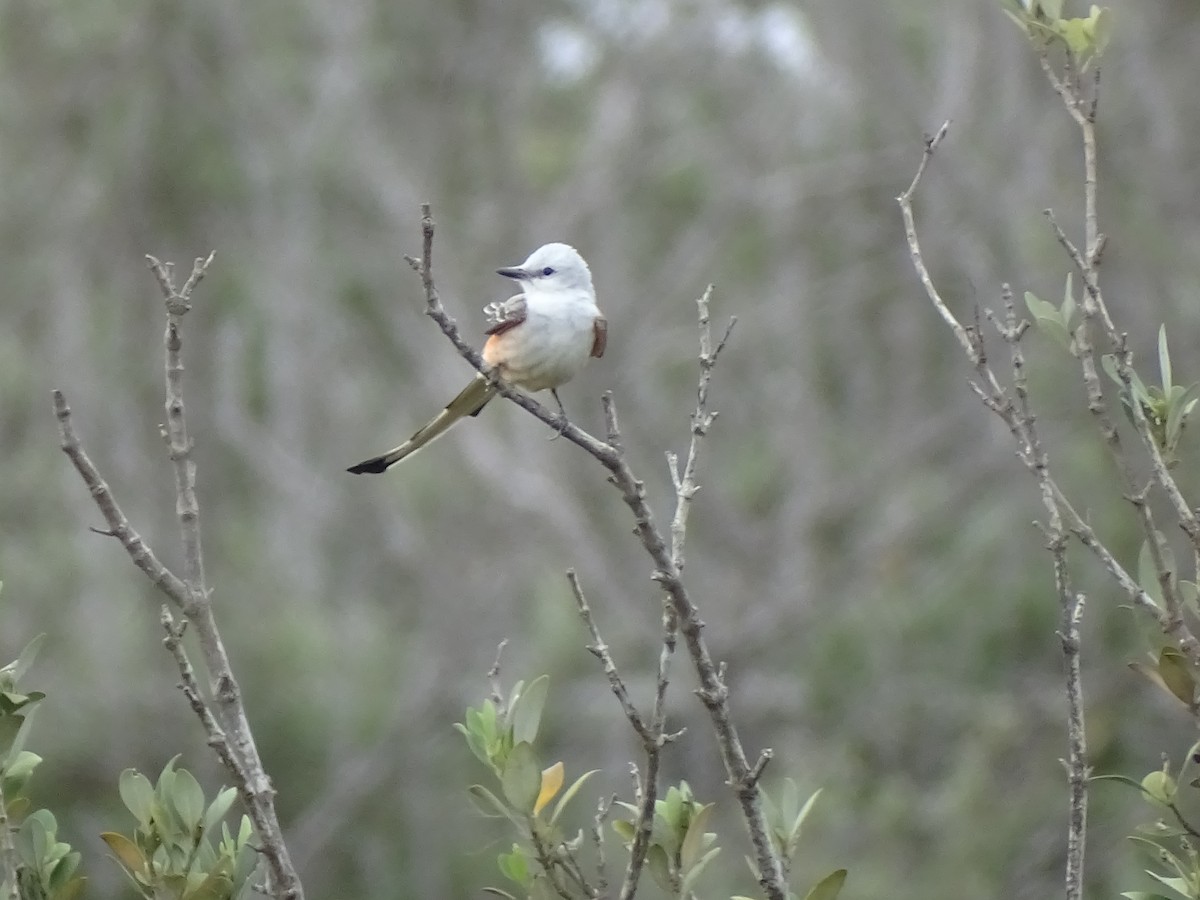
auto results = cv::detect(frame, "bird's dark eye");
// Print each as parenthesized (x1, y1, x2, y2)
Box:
(541, 266, 555, 276)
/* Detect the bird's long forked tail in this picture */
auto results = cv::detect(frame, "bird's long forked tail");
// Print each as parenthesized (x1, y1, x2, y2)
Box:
(347, 375, 497, 474)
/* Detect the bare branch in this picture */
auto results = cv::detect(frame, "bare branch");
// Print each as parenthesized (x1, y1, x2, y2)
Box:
(54, 258, 303, 900)
(1055, 579, 1088, 900)
(54, 392, 190, 603)
(567, 570, 651, 743)
(896, 121, 978, 361)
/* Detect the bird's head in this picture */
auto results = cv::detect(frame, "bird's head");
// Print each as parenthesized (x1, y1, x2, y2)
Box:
(497, 243, 593, 294)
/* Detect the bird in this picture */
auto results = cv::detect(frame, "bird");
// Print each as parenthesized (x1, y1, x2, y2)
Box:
(347, 242, 607, 474)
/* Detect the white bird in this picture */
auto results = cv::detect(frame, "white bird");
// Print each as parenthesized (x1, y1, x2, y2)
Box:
(348, 243, 607, 474)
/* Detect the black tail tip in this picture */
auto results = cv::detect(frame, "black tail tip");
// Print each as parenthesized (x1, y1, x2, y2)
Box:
(347, 457, 391, 474)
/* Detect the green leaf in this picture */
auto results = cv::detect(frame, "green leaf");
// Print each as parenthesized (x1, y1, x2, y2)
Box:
(17, 814, 48, 867)
(1158, 648, 1196, 707)
(501, 742, 541, 814)
(467, 784, 514, 820)
(1024, 292, 1072, 350)
(48, 849, 81, 892)
(6, 796, 30, 820)
(1129, 368, 1155, 408)
(550, 769, 599, 826)
(679, 845, 720, 897)
(1158, 325, 1172, 389)
(790, 788, 823, 844)
(4, 751, 41, 783)
(11, 635, 46, 686)
(189, 870, 234, 900)
(1145, 871, 1192, 898)
(679, 803, 714, 871)
(203, 787, 238, 832)
(804, 868, 848, 900)
(1058, 17, 1091, 54)
(662, 783, 687, 832)
(467, 703, 496, 747)
(1090, 6, 1112, 55)
(0, 714, 24, 760)
(172, 768, 206, 832)
(497, 845, 531, 887)
(1101, 353, 1121, 386)
(510, 675, 549, 746)
(503, 681, 524, 725)
(779, 777, 799, 825)
(1141, 769, 1177, 806)
(54, 875, 87, 900)
(1061, 272, 1076, 328)
(119, 770, 156, 826)
(611, 819, 635, 842)
(1024, 291, 1055, 320)
(1165, 386, 1198, 457)
(646, 844, 671, 892)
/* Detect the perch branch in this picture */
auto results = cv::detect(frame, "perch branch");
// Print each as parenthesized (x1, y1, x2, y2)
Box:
(406, 205, 787, 900)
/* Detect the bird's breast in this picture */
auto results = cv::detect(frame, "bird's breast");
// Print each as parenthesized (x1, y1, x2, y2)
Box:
(488, 300, 599, 392)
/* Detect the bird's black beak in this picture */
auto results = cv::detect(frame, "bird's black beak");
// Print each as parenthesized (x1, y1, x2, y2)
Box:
(496, 266, 526, 279)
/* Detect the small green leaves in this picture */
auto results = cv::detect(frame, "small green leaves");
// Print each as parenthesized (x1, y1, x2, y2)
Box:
(613, 781, 721, 895)
(456, 675, 551, 779)
(13, 810, 86, 900)
(1024, 282, 1077, 353)
(1102, 326, 1198, 467)
(1004, 2, 1112, 66)
(761, 779, 825, 867)
(105, 759, 259, 900)
(459, 675, 609, 896)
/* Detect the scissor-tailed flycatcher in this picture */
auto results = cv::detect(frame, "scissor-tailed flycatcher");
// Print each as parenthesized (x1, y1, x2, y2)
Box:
(347, 242, 607, 474)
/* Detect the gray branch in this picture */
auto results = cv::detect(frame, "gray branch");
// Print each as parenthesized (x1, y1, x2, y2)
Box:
(54, 255, 303, 900)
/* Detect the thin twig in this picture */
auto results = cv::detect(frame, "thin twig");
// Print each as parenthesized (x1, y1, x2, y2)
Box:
(487, 639, 509, 712)
(160, 606, 250, 788)
(896, 121, 976, 360)
(567, 571, 651, 743)
(593, 795, 615, 899)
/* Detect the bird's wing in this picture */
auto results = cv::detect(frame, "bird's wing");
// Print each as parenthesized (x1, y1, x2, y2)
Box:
(591, 316, 608, 358)
(483, 293, 528, 337)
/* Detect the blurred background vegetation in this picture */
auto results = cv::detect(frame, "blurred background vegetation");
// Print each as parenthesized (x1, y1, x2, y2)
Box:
(3, 0, 1200, 897)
